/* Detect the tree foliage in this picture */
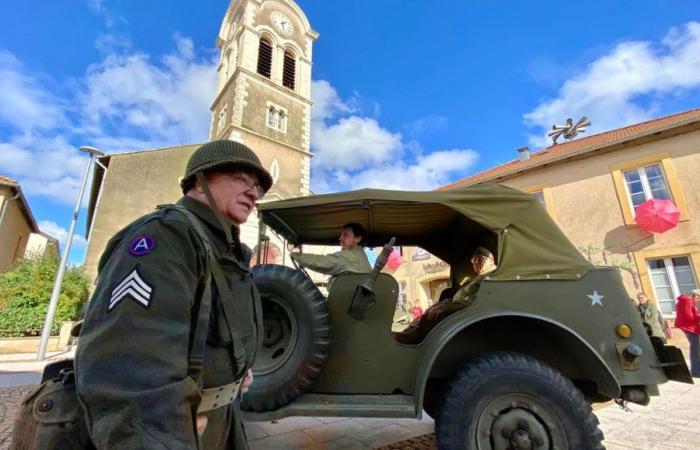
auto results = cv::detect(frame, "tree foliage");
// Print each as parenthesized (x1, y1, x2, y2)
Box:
(0, 252, 89, 337)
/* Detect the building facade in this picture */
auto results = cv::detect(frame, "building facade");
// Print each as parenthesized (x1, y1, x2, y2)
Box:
(395, 109, 700, 316)
(0, 175, 58, 271)
(83, 0, 317, 281)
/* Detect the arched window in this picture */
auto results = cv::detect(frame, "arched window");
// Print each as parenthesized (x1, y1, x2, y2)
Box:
(282, 50, 296, 90)
(257, 37, 273, 78)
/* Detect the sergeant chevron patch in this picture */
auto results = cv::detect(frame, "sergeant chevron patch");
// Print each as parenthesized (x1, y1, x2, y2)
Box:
(108, 268, 153, 312)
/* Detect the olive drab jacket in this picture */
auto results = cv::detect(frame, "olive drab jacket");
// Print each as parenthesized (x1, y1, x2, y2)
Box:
(290, 246, 372, 289)
(75, 196, 261, 449)
(638, 302, 666, 339)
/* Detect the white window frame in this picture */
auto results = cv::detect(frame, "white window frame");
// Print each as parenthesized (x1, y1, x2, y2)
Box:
(623, 163, 670, 212)
(648, 255, 698, 317)
(265, 102, 288, 134)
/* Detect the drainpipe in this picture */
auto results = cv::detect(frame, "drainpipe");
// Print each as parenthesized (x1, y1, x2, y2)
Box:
(83, 158, 108, 258)
(0, 188, 20, 234)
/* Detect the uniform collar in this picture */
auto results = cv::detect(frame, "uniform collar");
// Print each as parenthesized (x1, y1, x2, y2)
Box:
(177, 196, 241, 242)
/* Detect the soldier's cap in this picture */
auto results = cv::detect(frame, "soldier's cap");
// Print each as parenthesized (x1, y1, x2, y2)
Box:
(473, 246, 494, 259)
(180, 140, 273, 194)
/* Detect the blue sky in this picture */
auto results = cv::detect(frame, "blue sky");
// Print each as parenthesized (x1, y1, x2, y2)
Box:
(1, 0, 699, 265)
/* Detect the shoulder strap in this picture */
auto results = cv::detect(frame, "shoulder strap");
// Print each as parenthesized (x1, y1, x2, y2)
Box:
(209, 257, 250, 373)
(166, 205, 250, 377)
(161, 205, 215, 382)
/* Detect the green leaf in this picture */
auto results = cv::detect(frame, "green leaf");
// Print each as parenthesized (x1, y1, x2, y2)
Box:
(0, 253, 89, 337)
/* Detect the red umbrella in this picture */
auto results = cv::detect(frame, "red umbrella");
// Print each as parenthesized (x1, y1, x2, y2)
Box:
(635, 198, 680, 233)
(386, 250, 402, 272)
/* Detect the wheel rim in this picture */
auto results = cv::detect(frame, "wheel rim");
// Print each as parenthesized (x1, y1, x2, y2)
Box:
(255, 294, 298, 375)
(474, 393, 567, 450)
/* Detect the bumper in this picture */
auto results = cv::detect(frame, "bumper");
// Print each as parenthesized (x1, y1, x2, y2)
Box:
(650, 336, 693, 384)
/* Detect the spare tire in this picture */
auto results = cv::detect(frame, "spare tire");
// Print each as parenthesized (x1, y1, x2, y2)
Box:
(242, 264, 329, 412)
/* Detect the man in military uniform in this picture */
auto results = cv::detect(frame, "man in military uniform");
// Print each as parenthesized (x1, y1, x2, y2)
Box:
(634, 292, 670, 341)
(396, 246, 497, 344)
(290, 222, 372, 290)
(75, 140, 272, 449)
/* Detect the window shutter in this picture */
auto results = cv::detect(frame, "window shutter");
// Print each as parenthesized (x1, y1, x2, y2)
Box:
(257, 38, 273, 78)
(283, 51, 296, 90)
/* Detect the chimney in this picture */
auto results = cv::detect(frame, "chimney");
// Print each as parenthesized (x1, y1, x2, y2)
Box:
(517, 146, 530, 161)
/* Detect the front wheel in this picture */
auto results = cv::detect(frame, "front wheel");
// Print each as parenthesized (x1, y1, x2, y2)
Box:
(436, 352, 604, 450)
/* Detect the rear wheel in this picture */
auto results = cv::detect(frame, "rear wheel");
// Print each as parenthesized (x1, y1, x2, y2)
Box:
(436, 352, 604, 450)
(241, 264, 329, 412)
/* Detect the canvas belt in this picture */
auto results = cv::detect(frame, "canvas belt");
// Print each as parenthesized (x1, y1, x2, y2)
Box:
(197, 379, 243, 413)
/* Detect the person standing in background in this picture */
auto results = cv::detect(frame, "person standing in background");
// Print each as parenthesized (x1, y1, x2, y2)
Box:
(674, 293, 700, 378)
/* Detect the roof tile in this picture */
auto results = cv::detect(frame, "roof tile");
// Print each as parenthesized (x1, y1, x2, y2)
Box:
(0, 174, 18, 185)
(443, 108, 700, 189)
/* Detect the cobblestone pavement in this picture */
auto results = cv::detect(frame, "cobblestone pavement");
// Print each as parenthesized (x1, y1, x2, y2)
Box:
(0, 385, 34, 449)
(1, 380, 698, 449)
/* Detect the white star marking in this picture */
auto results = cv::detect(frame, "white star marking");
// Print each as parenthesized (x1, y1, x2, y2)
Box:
(587, 290, 604, 306)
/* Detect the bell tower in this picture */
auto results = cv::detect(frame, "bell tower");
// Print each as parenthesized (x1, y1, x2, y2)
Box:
(211, 0, 318, 202)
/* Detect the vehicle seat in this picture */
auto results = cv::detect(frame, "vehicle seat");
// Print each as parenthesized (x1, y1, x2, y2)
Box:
(437, 286, 457, 303)
(347, 237, 395, 320)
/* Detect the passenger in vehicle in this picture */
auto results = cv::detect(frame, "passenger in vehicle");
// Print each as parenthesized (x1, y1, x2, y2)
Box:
(395, 247, 497, 344)
(290, 222, 372, 290)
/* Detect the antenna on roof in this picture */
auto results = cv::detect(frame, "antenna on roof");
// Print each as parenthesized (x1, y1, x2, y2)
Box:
(548, 116, 591, 144)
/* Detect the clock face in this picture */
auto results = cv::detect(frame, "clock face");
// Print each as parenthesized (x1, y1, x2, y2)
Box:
(271, 11, 293, 35)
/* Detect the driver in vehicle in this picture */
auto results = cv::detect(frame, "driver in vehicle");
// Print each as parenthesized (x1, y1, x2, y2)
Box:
(396, 246, 497, 344)
(290, 222, 372, 290)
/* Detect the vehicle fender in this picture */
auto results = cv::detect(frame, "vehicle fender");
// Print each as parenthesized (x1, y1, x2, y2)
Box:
(413, 311, 621, 415)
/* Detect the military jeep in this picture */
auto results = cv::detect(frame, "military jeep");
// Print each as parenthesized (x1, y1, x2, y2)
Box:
(241, 184, 691, 449)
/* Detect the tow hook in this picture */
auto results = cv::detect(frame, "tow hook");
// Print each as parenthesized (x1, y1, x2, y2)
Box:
(623, 343, 642, 361)
(620, 386, 650, 406)
(616, 342, 642, 370)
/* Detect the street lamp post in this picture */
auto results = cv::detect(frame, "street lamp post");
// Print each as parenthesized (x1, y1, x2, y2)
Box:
(36, 146, 104, 361)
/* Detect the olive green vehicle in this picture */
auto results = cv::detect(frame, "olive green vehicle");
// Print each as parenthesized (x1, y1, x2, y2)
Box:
(241, 184, 691, 450)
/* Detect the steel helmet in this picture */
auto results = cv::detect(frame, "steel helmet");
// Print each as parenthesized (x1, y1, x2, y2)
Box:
(180, 140, 273, 194)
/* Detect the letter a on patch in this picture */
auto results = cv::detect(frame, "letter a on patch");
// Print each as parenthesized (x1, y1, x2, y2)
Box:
(128, 234, 156, 257)
(109, 268, 153, 312)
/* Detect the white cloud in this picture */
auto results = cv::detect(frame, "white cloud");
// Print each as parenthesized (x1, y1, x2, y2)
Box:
(402, 115, 448, 136)
(0, 36, 217, 205)
(310, 79, 479, 193)
(524, 21, 700, 147)
(94, 33, 133, 54)
(311, 79, 358, 122)
(87, 0, 127, 28)
(80, 35, 217, 146)
(38, 220, 87, 250)
(0, 51, 66, 133)
(344, 149, 480, 191)
(312, 116, 403, 170)
(0, 136, 88, 204)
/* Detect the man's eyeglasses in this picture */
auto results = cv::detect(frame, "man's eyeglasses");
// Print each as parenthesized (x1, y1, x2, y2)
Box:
(230, 173, 265, 198)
